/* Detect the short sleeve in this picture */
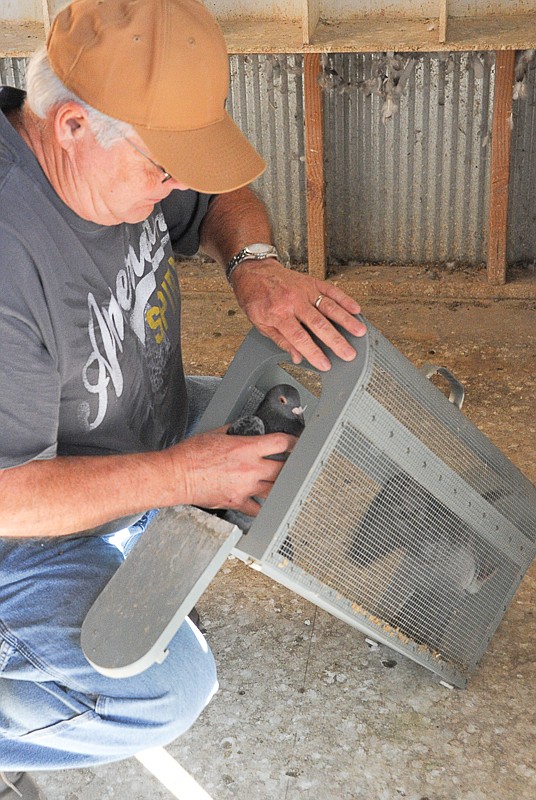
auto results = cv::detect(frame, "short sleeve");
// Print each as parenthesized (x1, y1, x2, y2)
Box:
(160, 189, 214, 256)
(0, 229, 60, 469)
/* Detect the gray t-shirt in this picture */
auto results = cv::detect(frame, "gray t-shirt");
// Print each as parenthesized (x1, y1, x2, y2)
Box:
(0, 88, 213, 535)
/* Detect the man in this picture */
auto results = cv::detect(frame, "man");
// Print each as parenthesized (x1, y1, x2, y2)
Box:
(0, 0, 365, 793)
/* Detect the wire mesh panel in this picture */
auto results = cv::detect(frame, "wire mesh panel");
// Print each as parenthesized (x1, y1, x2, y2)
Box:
(196, 319, 536, 687)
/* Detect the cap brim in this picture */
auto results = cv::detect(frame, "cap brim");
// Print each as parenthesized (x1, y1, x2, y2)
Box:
(133, 112, 266, 194)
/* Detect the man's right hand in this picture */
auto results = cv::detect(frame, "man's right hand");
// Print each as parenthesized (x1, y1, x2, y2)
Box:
(167, 427, 297, 517)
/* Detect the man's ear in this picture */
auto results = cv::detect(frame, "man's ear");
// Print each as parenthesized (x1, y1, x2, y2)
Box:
(53, 102, 92, 150)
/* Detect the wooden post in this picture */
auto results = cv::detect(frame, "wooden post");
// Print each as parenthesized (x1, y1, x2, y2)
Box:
(303, 52, 327, 280)
(487, 50, 516, 285)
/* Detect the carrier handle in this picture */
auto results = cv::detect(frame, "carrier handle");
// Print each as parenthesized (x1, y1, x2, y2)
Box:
(421, 363, 465, 409)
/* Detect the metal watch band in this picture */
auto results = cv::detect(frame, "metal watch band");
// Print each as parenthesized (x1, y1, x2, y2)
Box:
(225, 245, 279, 284)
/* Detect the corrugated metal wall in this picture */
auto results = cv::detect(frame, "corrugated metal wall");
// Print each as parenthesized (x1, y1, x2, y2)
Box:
(2, 52, 535, 269)
(509, 56, 536, 265)
(322, 52, 495, 266)
(228, 54, 307, 266)
(0, 56, 25, 88)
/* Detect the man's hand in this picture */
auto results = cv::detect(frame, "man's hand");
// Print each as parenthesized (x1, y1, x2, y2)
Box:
(198, 187, 366, 370)
(168, 427, 297, 516)
(229, 259, 366, 371)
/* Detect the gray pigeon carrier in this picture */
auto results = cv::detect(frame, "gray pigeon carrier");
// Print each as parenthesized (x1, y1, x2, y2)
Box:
(196, 317, 536, 688)
(82, 317, 536, 688)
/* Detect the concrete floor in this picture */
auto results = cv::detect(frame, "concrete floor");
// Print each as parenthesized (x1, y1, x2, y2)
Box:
(33, 264, 536, 800)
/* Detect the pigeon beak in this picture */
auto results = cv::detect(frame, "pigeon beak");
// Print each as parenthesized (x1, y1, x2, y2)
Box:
(292, 405, 306, 422)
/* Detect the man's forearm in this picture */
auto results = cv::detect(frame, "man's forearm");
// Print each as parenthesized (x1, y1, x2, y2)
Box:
(0, 427, 294, 538)
(199, 186, 274, 266)
(0, 451, 177, 538)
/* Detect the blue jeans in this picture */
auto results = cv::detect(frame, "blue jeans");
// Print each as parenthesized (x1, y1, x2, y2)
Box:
(0, 377, 220, 770)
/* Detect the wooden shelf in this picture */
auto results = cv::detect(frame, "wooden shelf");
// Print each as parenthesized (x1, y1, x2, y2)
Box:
(221, 13, 536, 54)
(2, 13, 536, 57)
(307, 13, 536, 54)
(443, 14, 536, 52)
(0, 20, 44, 57)
(308, 17, 449, 53)
(218, 18, 303, 55)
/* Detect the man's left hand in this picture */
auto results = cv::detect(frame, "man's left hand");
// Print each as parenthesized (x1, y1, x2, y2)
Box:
(229, 259, 367, 371)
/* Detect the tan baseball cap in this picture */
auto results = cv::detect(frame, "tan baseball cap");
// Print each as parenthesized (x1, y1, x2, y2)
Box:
(47, 0, 266, 193)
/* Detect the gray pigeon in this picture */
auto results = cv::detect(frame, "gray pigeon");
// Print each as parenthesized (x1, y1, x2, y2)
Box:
(228, 384, 306, 439)
(223, 384, 305, 534)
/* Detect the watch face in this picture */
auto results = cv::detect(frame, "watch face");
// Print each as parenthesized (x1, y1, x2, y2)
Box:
(247, 243, 275, 256)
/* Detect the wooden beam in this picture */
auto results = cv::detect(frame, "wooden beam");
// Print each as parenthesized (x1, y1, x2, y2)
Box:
(303, 52, 326, 280)
(487, 50, 516, 285)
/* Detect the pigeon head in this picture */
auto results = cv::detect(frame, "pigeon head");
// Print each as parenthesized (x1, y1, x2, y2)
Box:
(254, 384, 306, 436)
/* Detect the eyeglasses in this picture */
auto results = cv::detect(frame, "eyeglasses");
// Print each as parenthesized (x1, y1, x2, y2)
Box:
(125, 138, 173, 183)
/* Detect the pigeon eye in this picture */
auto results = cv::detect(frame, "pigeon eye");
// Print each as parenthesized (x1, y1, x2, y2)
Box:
(279, 396, 287, 405)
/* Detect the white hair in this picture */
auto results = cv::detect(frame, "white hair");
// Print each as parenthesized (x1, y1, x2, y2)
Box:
(25, 46, 135, 149)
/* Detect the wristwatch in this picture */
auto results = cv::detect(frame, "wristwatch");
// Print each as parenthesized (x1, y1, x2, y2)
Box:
(225, 243, 280, 283)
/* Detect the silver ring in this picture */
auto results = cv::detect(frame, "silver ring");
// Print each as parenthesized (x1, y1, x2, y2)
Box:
(314, 294, 324, 309)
